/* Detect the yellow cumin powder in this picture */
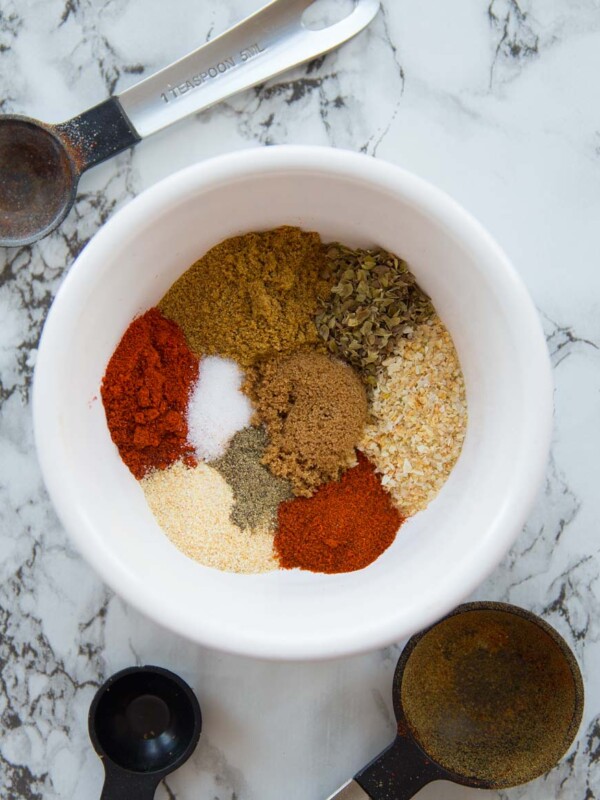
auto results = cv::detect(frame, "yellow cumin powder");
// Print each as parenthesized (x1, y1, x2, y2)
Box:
(159, 226, 332, 367)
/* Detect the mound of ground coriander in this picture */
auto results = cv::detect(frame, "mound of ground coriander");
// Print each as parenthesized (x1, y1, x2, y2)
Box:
(360, 316, 467, 516)
(246, 351, 368, 497)
(213, 426, 293, 531)
(159, 226, 333, 367)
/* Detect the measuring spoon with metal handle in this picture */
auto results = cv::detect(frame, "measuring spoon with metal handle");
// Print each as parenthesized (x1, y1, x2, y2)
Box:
(327, 602, 584, 800)
(0, 0, 379, 247)
(89, 665, 202, 800)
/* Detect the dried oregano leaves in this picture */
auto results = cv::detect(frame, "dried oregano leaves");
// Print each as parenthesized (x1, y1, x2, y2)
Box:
(315, 245, 434, 388)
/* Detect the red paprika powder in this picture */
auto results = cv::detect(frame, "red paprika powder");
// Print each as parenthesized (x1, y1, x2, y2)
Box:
(274, 452, 404, 573)
(101, 308, 199, 479)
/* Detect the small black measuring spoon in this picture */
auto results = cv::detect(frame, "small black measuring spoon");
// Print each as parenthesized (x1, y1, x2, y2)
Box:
(327, 602, 584, 799)
(89, 665, 201, 800)
(0, 0, 379, 248)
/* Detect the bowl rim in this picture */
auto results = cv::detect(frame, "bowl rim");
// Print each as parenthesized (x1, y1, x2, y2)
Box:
(33, 145, 553, 660)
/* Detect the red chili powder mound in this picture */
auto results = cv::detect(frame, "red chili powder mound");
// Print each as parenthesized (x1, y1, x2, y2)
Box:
(101, 308, 199, 479)
(274, 453, 404, 574)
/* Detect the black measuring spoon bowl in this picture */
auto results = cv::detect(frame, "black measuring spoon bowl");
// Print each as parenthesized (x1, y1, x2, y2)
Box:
(89, 665, 202, 800)
(327, 602, 584, 799)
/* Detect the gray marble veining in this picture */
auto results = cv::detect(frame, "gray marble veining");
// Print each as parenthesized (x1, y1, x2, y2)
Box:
(1, 1, 599, 798)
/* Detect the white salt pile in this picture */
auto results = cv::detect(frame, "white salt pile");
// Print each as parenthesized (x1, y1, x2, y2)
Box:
(187, 356, 253, 462)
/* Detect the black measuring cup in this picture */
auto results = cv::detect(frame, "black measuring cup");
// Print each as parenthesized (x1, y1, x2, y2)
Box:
(0, 0, 379, 247)
(328, 602, 584, 799)
(89, 665, 201, 800)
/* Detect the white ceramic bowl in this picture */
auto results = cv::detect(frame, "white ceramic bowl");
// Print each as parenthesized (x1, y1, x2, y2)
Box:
(34, 146, 552, 660)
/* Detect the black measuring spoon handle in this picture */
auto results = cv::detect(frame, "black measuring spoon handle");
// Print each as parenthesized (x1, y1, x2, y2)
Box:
(353, 735, 445, 800)
(100, 764, 161, 800)
(53, 98, 141, 176)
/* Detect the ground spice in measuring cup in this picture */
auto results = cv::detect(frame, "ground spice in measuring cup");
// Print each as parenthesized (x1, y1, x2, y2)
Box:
(400, 609, 580, 787)
(101, 308, 199, 479)
(274, 452, 404, 573)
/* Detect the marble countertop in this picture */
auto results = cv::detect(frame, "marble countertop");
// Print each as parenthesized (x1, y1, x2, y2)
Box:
(1, 0, 599, 798)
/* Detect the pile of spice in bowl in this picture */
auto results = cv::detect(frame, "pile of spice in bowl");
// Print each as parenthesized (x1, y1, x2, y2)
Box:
(101, 226, 467, 575)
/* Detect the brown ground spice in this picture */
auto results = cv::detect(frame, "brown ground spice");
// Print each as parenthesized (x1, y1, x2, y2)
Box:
(246, 351, 368, 496)
(400, 609, 580, 787)
(158, 227, 332, 367)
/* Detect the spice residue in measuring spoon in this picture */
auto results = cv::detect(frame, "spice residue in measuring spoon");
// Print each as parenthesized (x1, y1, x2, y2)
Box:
(213, 426, 293, 531)
(187, 356, 253, 462)
(159, 226, 333, 366)
(0, 119, 74, 244)
(141, 460, 278, 574)
(275, 452, 404, 573)
(101, 308, 199, 479)
(400, 609, 579, 787)
(246, 351, 368, 497)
